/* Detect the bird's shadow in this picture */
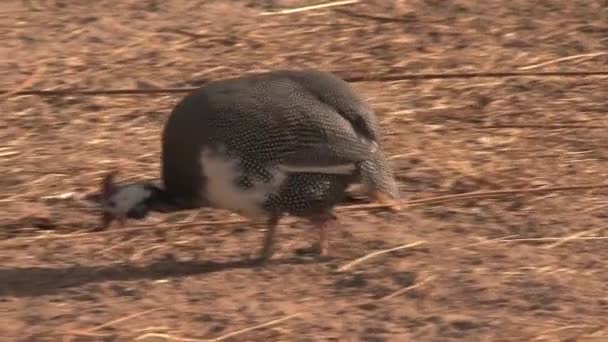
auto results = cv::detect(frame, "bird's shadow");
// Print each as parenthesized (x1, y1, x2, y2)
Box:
(0, 256, 325, 298)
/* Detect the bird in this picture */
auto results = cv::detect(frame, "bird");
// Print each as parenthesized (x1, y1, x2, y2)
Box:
(98, 69, 400, 261)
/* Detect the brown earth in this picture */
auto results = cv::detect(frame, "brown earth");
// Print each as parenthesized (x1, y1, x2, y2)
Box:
(2, 0, 608, 341)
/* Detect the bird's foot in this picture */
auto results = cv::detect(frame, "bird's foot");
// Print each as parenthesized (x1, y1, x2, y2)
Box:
(256, 217, 279, 264)
(294, 243, 333, 261)
(256, 245, 274, 263)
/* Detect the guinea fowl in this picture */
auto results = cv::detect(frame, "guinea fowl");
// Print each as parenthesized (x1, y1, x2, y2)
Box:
(99, 69, 400, 261)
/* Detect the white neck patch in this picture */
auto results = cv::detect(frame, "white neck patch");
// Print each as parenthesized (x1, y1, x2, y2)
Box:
(200, 147, 287, 220)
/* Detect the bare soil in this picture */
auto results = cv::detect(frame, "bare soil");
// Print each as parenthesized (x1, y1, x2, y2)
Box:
(2, 0, 608, 341)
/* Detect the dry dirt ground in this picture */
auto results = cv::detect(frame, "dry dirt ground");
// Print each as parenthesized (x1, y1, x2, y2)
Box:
(2, 0, 608, 341)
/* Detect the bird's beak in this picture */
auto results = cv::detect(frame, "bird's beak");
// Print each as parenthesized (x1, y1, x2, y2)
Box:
(370, 191, 402, 212)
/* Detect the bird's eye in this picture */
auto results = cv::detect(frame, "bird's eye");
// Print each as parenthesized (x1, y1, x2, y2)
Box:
(106, 199, 116, 207)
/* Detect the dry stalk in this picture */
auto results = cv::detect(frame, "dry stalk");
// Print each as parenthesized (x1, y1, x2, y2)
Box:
(136, 313, 302, 341)
(482, 124, 607, 129)
(337, 241, 426, 272)
(3, 183, 608, 246)
(62, 330, 114, 338)
(581, 203, 608, 213)
(97, 237, 141, 255)
(86, 308, 163, 332)
(65, 308, 164, 339)
(129, 245, 164, 261)
(533, 324, 600, 341)
(379, 275, 437, 301)
(3, 71, 608, 97)
(210, 313, 302, 341)
(518, 52, 608, 70)
(260, 0, 359, 15)
(543, 228, 602, 249)
(134, 326, 171, 332)
(0, 219, 248, 248)
(135, 332, 208, 342)
(399, 183, 608, 207)
(0, 62, 46, 100)
(455, 234, 520, 249)
(490, 236, 608, 244)
(334, 8, 419, 23)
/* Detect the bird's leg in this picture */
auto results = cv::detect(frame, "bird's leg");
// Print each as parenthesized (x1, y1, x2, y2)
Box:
(319, 222, 329, 257)
(310, 212, 337, 257)
(117, 216, 127, 227)
(259, 216, 279, 261)
(97, 213, 127, 231)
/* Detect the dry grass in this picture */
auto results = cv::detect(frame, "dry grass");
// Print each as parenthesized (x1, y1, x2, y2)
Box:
(2, 0, 608, 340)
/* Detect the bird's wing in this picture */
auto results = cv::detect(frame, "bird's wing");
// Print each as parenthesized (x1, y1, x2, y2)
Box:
(277, 140, 376, 175)
(286, 69, 381, 142)
(201, 71, 382, 176)
(276, 102, 379, 175)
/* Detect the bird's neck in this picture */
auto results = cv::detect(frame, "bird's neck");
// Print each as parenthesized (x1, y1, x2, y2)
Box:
(145, 184, 203, 213)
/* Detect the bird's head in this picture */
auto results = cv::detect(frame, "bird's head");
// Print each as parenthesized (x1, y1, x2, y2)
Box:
(98, 171, 163, 229)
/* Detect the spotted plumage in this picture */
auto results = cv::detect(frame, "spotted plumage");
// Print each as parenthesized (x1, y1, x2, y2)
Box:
(99, 69, 400, 261)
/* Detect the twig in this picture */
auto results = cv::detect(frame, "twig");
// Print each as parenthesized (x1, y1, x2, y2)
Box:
(3, 71, 608, 97)
(130, 245, 164, 261)
(334, 8, 418, 23)
(518, 52, 608, 70)
(135, 332, 208, 341)
(490, 236, 608, 243)
(135, 312, 300, 342)
(0, 149, 20, 158)
(581, 203, 608, 213)
(337, 202, 400, 211)
(400, 183, 608, 207)
(260, 0, 359, 15)
(455, 234, 520, 249)
(544, 228, 602, 249)
(379, 275, 437, 300)
(337, 241, 426, 272)
(210, 313, 302, 341)
(21, 0, 45, 12)
(66, 308, 164, 338)
(3, 183, 608, 246)
(0, 219, 249, 247)
(134, 326, 170, 332)
(1, 62, 46, 100)
(62, 330, 114, 338)
(534, 324, 598, 341)
(97, 237, 140, 255)
(86, 308, 163, 332)
(4, 87, 197, 96)
(166, 28, 207, 39)
(482, 124, 607, 129)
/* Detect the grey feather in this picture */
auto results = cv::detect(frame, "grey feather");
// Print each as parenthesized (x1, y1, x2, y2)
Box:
(359, 149, 400, 200)
(160, 69, 399, 217)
